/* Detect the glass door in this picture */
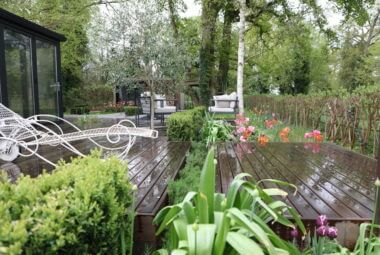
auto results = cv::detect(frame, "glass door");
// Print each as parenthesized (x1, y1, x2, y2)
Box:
(36, 40, 59, 115)
(4, 29, 34, 116)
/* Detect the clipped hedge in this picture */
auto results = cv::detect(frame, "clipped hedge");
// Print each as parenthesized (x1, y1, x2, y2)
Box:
(0, 152, 134, 255)
(166, 106, 205, 141)
(124, 106, 142, 116)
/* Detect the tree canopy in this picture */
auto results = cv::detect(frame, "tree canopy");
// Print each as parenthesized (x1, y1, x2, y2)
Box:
(1, 0, 378, 109)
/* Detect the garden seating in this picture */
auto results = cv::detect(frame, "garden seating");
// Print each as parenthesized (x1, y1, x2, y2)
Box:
(208, 92, 238, 115)
(0, 103, 158, 166)
(137, 92, 177, 125)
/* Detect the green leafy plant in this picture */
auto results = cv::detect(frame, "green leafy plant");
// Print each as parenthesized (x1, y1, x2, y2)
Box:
(168, 142, 207, 204)
(153, 147, 306, 255)
(73, 115, 100, 129)
(124, 105, 141, 116)
(167, 107, 206, 141)
(201, 113, 234, 147)
(0, 151, 134, 255)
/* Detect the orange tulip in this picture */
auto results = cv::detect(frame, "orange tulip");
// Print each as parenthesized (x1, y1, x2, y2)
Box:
(258, 134, 269, 145)
(279, 127, 291, 143)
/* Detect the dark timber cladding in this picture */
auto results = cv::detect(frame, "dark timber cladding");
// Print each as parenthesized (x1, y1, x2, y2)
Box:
(217, 142, 377, 221)
(0, 8, 65, 118)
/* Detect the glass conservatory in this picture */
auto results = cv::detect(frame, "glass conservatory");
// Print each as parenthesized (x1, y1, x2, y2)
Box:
(0, 8, 65, 117)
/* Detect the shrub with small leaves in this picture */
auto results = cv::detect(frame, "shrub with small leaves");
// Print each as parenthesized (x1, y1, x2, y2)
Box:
(0, 151, 134, 255)
(167, 106, 206, 141)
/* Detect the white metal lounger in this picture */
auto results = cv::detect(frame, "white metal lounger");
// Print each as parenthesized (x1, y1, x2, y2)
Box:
(0, 104, 158, 166)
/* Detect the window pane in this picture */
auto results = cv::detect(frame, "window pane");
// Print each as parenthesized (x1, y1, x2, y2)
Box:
(4, 29, 34, 116)
(36, 40, 58, 115)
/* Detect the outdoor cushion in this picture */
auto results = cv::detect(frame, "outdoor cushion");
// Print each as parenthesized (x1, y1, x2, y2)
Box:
(208, 106, 235, 113)
(214, 95, 230, 108)
(155, 94, 167, 107)
(155, 106, 176, 113)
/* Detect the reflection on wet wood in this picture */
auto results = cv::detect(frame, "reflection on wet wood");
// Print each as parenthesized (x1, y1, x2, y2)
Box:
(0, 136, 190, 216)
(217, 142, 377, 221)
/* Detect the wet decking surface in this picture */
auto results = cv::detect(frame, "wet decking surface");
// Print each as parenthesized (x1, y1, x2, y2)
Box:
(217, 142, 377, 221)
(0, 136, 190, 215)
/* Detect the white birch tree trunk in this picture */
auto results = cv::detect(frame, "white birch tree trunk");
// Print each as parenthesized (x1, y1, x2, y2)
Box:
(237, 0, 246, 114)
(149, 82, 155, 130)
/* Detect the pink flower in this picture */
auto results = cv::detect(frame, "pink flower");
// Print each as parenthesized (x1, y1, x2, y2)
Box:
(237, 126, 245, 133)
(317, 226, 328, 237)
(239, 136, 247, 142)
(327, 227, 338, 239)
(304, 132, 313, 139)
(290, 228, 299, 238)
(247, 126, 255, 132)
(312, 130, 321, 136)
(316, 215, 328, 226)
(234, 114, 249, 126)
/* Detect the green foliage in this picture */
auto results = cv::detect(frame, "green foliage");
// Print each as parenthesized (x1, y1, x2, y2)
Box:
(244, 87, 380, 156)
(250, 20, 314, 95)
(124, 106, 142, 116)
(167, 107, 206, 141)
(246, 112, 310, 143)
(338, 30, 376, 91)
(65, 84, 113, 110)
(104, 103, 125, 113)
(154, 147, 305, 255)
(201, 113, 234, 147)
(0, 152, 134, 255)
(0, 0, 93, 92)
(73, 115, 100, 129)
(69, 105, 90, 115)
(168, 142, 207, 204)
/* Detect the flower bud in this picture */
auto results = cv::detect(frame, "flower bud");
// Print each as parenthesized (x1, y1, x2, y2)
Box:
(316, 215, 328, 226)
(192, 223, 199, 232)
(131, 185, 138, 192)
(290, 228, 299, 238)
(375, 179, 380, 187)
(327, 226, 338, 239)
(316, 225, 328, 237)
(221, 199, 227, 209)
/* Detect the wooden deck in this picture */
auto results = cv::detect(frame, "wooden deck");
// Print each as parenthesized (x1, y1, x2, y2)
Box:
(216, 142, 377, 246)
(2, 132, 377, 248)
(0, 135, 190, 249)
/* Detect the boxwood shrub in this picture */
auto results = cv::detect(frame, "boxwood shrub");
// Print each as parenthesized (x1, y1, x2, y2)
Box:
(0, 152, 134, 255)
(124, 106, 142, 116)
(166, 106, 205, 141)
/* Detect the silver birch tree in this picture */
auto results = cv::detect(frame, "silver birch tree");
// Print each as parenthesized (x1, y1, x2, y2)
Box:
(237, 0, 246, 114)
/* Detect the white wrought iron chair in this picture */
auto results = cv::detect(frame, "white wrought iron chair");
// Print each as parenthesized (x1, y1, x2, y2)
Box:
(0, 104, 158, 166)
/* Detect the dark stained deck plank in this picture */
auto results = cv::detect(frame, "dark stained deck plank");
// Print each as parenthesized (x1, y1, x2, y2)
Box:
(235, 142, 320, 219)
(216, 142, 376, 221)
(1, 136, 190, 217)
(136, 142, 190, 214)
(292, 145, 375, 204)
(260, 144, 372, 218)
(217, 144, 234, 193)
(305, 144, 376, 191)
